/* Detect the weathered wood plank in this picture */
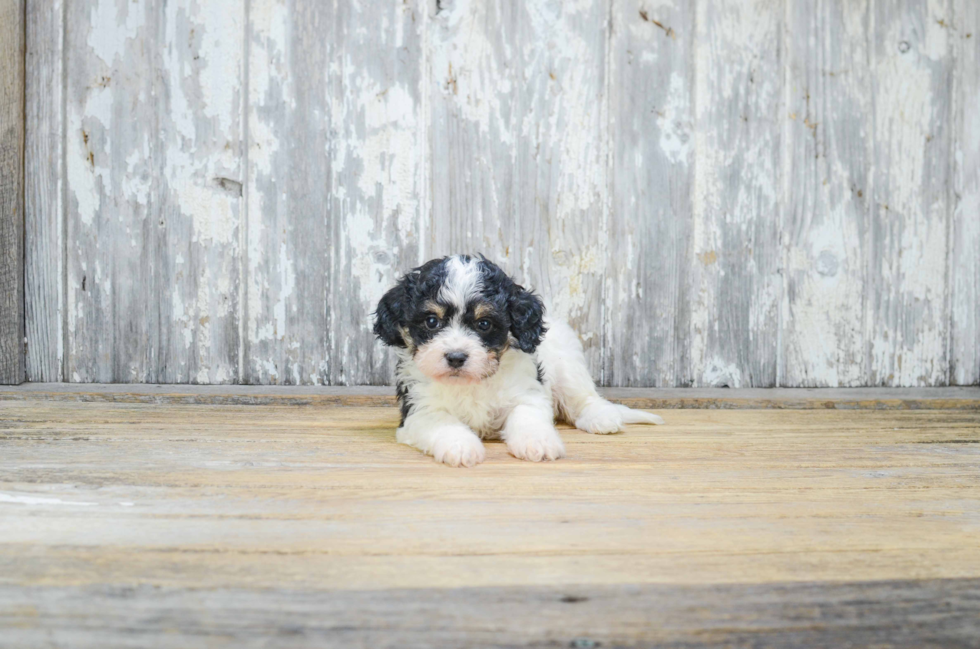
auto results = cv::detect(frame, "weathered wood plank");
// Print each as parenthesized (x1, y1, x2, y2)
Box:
(951, 0, 979, 385)
(0, 404, 978, 591)
(603, 0, 694, 387)
(1, 384, 979, 409)
(782, 0, 872, 387)
(689, 0, 783, 388)
(428, 0, 608, 375)
(2, 579, 979, 649)
(867, 0, 953, 386)
(246, 0, 424, 385)
(0, 402, 979, 646)
(64, 0, 243, 383)
(24, 0, 64, 383)
(0, 0, 25, 385)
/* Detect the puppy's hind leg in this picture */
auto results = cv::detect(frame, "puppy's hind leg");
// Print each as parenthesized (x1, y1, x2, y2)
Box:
(536, 319, 664, 434)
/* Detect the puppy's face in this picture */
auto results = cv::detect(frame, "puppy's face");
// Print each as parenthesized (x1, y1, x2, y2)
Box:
(374, 256, 546, 384)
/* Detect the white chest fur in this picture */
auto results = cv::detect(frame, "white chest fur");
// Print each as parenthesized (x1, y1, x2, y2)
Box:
(398, 348, 550, 438)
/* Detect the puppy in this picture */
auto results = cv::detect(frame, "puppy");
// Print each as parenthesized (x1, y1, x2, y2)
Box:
(373, 255, 664, 467)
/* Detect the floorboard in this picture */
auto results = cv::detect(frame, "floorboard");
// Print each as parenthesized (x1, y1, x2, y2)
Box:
(1, 398, 979, 647)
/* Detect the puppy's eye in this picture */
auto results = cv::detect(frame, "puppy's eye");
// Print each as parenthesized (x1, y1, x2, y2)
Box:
(425, 315, 441, 330)
(475, 319, 492, 332)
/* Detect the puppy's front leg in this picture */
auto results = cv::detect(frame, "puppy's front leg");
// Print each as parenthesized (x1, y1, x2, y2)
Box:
(397, 410, 486, 468)
(502, 401, 566, 462)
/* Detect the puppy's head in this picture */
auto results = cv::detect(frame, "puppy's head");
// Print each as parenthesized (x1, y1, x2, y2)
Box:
(374, 255, 545, 384)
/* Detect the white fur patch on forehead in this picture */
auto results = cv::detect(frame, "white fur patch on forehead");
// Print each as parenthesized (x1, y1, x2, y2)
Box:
(438, 256, 483, 310)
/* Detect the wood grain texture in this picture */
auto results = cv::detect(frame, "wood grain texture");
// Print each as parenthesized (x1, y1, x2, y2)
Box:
(245, 0, 424, 386)
(3, 580, 979, 649)
(782, 0, 872, 387)
(951, 0, 979, 385)
(868, 0, 953, 386)
(64, 0, 243, 383)
(428, 0, 608, 375)
(603, 0, 694, 387)
(24, 0, 64, 383)
(1, 401, 979, 646)
(690, 0, 783, 388)
(0, 0, 25, 385)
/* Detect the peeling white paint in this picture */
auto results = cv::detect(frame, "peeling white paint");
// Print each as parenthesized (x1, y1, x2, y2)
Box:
(67, 80, 114, 228)
(44, 0, 973, 388)
(343, 78, 420, 317)
(246, 0, 292, 383)
(658, 72, 691, 165)
(60, 0, 246, 383)
(702, 360, 743, 388)
(866, 3, 952, 386)
(690, 0, 782, 387)
(66, 121, 101, 227)
(197, 2, 242, 136)
(87, 0, 144, 67)
(276, 241, 294, 341)
(431, 1, 514, 146)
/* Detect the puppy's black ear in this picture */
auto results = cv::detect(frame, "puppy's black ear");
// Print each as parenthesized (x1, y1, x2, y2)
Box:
(374, 277, 414, 348)
(507, 285, 546, 353)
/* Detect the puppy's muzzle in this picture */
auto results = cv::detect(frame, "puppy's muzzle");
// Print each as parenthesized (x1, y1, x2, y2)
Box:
(445, 351, 469, 369)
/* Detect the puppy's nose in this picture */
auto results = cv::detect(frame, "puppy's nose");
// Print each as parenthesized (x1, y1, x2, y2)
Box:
(445, 351, 469, 369)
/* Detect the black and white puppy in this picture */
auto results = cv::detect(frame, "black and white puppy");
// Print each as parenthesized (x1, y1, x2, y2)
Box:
(374, 255, 664, 467)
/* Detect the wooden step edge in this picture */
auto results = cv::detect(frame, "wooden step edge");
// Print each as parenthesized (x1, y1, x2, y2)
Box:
(1, 384, 978, 409)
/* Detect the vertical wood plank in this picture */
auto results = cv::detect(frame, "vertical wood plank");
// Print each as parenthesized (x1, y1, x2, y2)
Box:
(0, 0, 26, 384)
(428, 0, 609, 376)
(24, 0, 64, 382)
(64, 0, 150, 382)
(246, 0, 424, 385)
(868, 0, 952, 385)
(781, 0, 872, 386)
(65, 0, 244, 383)
(689, 0, 783, 387)
(603, 0, 694, 387)
(950, 0, 979, 385)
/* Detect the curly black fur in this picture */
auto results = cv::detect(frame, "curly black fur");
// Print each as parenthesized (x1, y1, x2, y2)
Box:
(395, 362, 414, 426)
(373, 255, 547, 355)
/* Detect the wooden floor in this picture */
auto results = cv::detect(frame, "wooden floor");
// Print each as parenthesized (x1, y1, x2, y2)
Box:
(1, 391, 979, 648)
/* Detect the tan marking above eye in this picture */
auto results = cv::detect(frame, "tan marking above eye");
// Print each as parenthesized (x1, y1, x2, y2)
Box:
(423, 301, 446, 319)
(473, 303, 494, 319)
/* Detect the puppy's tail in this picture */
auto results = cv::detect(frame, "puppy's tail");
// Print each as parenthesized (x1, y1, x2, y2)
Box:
(614, 403, 665, 426)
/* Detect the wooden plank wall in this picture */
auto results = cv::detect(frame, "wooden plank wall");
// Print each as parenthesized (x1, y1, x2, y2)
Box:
(0, 0, 25, 385)
(19, 0, 980, 387)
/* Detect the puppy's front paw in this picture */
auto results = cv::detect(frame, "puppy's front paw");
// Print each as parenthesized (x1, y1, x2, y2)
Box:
(575, 401, 624, 434)
(506, 425, 566, 462)
(430, 426, 486, 468)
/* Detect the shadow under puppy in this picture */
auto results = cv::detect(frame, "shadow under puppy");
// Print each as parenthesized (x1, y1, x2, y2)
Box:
(374, 255, 664, 467)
